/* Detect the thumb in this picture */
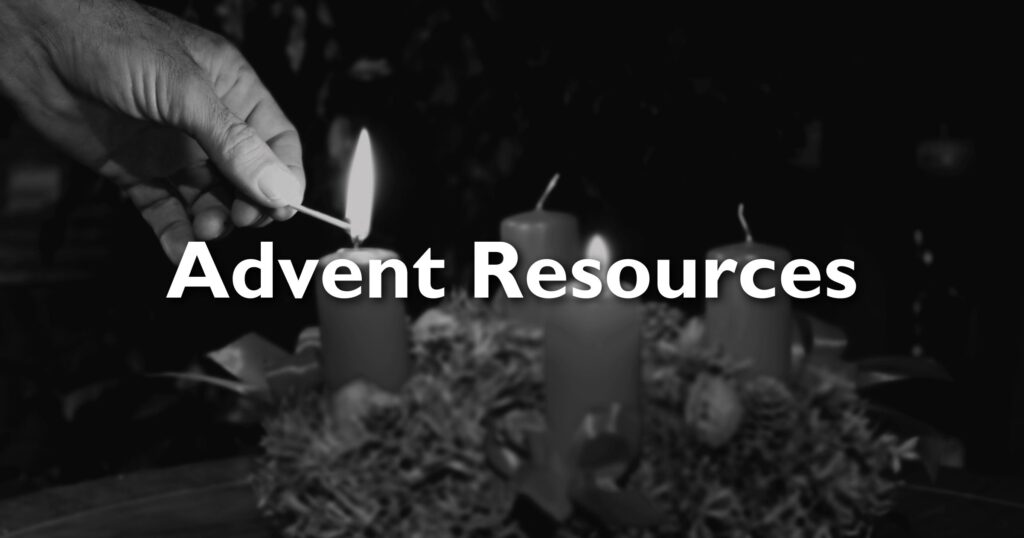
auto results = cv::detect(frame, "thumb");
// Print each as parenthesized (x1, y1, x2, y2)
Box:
(174, 80, 303, 209)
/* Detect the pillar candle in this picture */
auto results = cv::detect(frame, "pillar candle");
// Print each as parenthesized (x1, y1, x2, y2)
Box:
(498, 210, 580, 324)
(315, 248, 410, 393)
(314, 128, 409, 393)
(705, 235, 792, 380)
(544, 235, 642, 459)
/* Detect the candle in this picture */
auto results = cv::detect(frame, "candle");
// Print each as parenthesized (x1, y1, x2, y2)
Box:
(705, 205, 792, 379)
(498, 174, 581, 324)
(315, 129, 410, 393)
(544, 235, 642, 459)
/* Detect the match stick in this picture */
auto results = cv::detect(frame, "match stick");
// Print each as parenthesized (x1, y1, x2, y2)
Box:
(290, 204, 351, 231)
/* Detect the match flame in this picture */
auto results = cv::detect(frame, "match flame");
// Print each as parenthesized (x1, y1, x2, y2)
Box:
(585, 234, 610, 265)
(344, 129, 375, 244)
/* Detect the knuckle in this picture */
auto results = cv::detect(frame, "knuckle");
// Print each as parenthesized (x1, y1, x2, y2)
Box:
(219, 43, 243, 65)
(177, 69, 210, 96)
(172, 73, 216, 126)
(234, 63, 256, 85)
(276, 129, 303, 153)
(219, 121, 262, 167)
(156, 217, 190, 242)
(201, 33, 241, 61)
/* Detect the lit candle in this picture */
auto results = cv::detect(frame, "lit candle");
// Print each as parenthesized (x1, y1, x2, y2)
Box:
(705, 204, 792, 380)
(315, 129, 410, 393)
(498, 174, 581, 324)
(544, 235, 643, 459)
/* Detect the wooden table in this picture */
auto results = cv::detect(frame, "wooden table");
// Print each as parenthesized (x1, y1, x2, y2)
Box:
(0, 459, 268, 538)
(2, 459, 1024, 537)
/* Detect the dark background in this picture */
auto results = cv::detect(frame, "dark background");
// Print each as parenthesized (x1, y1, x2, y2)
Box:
(1, 2, 1020, 498)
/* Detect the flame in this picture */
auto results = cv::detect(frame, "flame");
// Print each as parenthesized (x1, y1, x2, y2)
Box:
(585, 234, 610, 265)
(344, 129, 375, 244)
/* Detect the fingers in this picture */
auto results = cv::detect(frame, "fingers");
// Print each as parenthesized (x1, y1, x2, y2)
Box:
(172, 78, 304, 213)
(148, 23, 307, 235)
(220, 66, 305, 222)
(171, 165, 234, 240)
(192, 191, 234, 239)
(196, 35, 305, 222)
(265, 130, 304, 221)
(126, 184, 195, 264)
(231, 197, 268, 227)
(173, 161, 274, 230)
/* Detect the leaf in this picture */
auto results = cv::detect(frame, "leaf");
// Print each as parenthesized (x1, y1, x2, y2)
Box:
(206, 333, 285, 391)
(792, 311, 849, 378)
(201, 331, 321, 398)
(868, 403, 954, 481)
(130, 393, 180, 421)
(869, 403, 941, 437)
(61, 380, 119, 421)
(488, 426, 574, 521)
(483, 428, 522, 478)
(149, 371, 263, 396)
(512, 457, 573, 521)
(792, 311, 847, 360)
(575, 434, 632, 477)
(571, 402, 641, 472)
(856, 356, 952, 387)
(571, 482, 667, 528)
(700, 486, 741, 520)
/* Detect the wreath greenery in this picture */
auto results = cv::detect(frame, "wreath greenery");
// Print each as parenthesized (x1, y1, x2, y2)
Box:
(254, 295, 915, 537)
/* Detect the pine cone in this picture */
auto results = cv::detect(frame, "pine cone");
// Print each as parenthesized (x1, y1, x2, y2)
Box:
(741, 377, 797, 449)
(642, 302, 687, 344)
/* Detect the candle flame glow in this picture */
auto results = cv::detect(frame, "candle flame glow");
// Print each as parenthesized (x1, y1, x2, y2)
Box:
(585, 234, 610, 265)
(344, 129, 375, 244)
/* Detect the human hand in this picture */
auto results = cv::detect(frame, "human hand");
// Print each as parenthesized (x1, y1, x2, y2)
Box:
(0, 0, 304, 263)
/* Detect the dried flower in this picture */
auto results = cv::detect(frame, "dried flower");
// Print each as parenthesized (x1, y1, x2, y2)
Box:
(685, 374, 744, 447)
(411, 307, 459, 343)
(677, 316, 706, 351)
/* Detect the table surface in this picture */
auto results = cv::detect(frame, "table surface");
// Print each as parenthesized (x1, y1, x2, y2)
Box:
(0, 459, 267, 538)
(2, 459, 1024, 537)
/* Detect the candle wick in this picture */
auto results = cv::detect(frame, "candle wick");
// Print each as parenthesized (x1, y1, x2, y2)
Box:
(535, 173, 561, 211)
(738, 203, 754, 243)
(353, 238, 363, 249)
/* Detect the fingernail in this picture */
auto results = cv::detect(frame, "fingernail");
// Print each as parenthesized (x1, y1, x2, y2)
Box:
(257, 166, 302, 206)
(271, 206, 298, 221)
(161, 236, 187, 265)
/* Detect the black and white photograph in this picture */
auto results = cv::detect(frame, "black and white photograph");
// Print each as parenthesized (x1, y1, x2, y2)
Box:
(0, 2, 1020, 537)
